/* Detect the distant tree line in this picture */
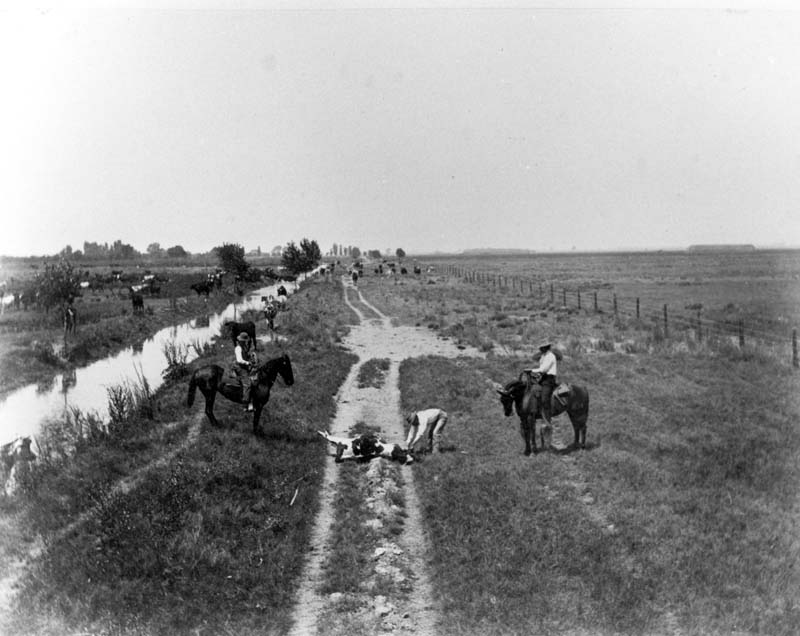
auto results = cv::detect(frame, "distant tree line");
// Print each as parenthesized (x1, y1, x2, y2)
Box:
(328, 243, 406, 260)
(58, 241, 189, 260)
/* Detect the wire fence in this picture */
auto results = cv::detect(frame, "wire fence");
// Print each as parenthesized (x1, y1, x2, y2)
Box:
(434, 263, 799, 369)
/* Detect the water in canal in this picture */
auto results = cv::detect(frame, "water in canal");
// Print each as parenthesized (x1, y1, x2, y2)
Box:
(0, 283, 292, 445)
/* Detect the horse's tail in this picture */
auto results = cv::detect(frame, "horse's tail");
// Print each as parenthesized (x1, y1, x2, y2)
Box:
(187, 372, 197, 407)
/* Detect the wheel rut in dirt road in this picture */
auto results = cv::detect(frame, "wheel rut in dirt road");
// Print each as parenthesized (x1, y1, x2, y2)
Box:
(287, 278, 484, 636)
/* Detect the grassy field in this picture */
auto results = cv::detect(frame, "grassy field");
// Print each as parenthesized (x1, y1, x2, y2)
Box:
(2, 251, 799, 635)
(1, 275, 356, 636)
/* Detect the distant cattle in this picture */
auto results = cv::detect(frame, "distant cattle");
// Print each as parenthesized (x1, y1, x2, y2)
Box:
(191, 281, 214, 296)
(1, 436, 40, 496)
(224, 320, 257, 350)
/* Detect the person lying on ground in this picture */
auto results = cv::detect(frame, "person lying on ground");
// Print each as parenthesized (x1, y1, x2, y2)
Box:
(318, 431, 413, 465)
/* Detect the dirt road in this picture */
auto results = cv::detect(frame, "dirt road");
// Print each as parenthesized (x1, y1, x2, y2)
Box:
(287, 277, 484, 636)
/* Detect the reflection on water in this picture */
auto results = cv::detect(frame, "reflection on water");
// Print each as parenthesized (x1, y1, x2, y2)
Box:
(0, 283, 290, 445)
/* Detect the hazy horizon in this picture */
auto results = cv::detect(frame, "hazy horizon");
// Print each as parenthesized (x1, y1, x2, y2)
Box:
(3, 3, 800, 258)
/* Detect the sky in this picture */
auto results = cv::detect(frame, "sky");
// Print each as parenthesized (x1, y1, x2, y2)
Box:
(1, 1, 800, 257)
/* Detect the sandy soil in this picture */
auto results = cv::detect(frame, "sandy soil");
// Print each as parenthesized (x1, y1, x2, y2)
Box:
(287, 278, 484, 636)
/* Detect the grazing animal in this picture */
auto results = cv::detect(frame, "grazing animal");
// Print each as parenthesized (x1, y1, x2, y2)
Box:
(264, 303, 278, 331)
(1, 436, 40, 496)
(318, 431, 412, 464)
(131, 293, 144, 314)
(187, 354, 294, 436)
(190, 281, 213, 296)
(496, 374, 589, 455)
(224, 320, 257, 349)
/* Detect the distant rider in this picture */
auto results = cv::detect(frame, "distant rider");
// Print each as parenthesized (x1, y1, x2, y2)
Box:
(234, 332, 257, 412)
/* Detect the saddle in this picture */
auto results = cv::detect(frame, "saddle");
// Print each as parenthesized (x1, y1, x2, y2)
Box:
(520, 371, 570, 407)
(553, 383, 571, 407)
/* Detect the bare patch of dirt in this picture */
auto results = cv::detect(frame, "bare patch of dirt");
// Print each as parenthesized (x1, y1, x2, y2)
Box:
(288, 279, 483, 636)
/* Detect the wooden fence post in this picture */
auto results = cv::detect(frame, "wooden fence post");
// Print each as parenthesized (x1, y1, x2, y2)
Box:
(577, 291, 581, 310)
(593, 292, 598, 312)
(793, 329, 798, 368)
(636, 298, 640, 319)
(550, 284, 554, 304)
(739, 320, 745, 348)
(697, 310, 702, 342)
(663, 304, 668, 337)
(562, 289, 567, 307)
(613, 294, 617, 316)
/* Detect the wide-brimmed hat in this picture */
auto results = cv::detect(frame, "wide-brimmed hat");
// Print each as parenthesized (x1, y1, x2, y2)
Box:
(236, 333, 251, 343)
(405, 411, 417, 424)
(538, 340, 552, 350)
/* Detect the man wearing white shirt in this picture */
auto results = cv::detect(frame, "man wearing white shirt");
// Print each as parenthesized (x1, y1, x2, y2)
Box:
(524, 340, 558, 431)
(405, 408, 449, 454)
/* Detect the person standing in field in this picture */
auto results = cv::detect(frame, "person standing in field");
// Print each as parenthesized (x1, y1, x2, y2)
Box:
(234, 332, 257, 412)
(524, 340, 558, 443)
(404, 408, 449, 454)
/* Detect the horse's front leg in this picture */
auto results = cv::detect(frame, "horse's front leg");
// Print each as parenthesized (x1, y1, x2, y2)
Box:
(204, 393, 223, 428)
(252, 404, 265, 437)
(519, 419, 532, 456)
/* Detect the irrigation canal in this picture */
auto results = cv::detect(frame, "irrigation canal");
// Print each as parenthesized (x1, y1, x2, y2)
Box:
(0, 282, 292, 445)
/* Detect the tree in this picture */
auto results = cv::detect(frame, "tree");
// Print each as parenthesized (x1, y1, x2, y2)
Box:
(147, 242, 163, 257)
(396, 248, 406, 259)
(351, 246, 361, 259)
(215, 243, 249, 276)
(368, 249, 382, 260)
(281, 242, 304, 277)
(282, 238, 322, 277)
(35, 259, 81, 310)
(166, 245, 188, 258)
(300, 238, 322, 269)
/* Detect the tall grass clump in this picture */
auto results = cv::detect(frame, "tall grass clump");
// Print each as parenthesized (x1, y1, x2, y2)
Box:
(161, 339, 189, 380)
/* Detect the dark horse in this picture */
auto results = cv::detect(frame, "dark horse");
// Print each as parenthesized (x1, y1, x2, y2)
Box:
(497, 373, 589, 455)
(187, 354, 294, 436)
(224, 320, 257, 349)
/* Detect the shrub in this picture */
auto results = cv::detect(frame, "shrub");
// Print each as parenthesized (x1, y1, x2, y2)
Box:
(162, 339, 189, 380)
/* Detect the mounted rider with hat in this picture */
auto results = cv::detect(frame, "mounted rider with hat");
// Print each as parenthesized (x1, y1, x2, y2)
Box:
(524, 340, 558, 442)
(234, 332, 257, 412)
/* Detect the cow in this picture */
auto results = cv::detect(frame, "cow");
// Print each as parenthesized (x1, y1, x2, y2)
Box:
(224, 320, 258, 350)
(318, 431, 413, 465)
(190, 281, 214, 296)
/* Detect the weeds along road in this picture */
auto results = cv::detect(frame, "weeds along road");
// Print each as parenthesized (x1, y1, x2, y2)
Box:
(0, 412, 204, 622)
(287, 277, 484, 636)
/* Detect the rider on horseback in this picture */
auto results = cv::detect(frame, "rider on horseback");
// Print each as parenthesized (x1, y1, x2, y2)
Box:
(524, 340, 558, 435)
(234, 332, 257, 412)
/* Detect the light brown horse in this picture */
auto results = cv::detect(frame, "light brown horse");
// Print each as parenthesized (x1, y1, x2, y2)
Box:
(187, 354, 294, 436)
(497, 373, 589, 455)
